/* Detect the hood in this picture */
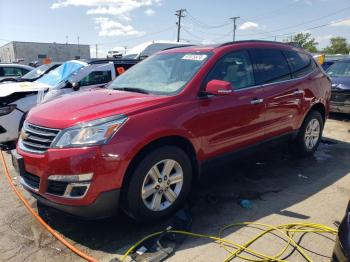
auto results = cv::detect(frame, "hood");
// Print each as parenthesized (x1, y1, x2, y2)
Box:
(27, 89, 170, 129)
(331, 76, 350, 91)
(0, 81, 50, 97)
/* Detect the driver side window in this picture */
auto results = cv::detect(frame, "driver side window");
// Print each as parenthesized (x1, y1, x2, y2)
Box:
(207, 50, 255, 90)
(79, 71, 112, 87)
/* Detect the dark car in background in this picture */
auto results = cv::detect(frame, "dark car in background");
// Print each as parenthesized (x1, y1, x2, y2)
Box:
(327, 59, 350, 114)
(333, 201, 350, 262)
(322, 60, 336, 71)
(0, 62, 61, 83)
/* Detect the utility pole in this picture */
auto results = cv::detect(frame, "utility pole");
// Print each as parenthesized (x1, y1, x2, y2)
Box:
(175, 9, 186, 42)
(77, 35, 80, 58)
(230, 17, 240, 42)
(95, 44, 98, 58)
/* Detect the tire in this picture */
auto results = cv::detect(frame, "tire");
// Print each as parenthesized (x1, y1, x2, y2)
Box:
(295, 110, 324, 156)
(123, 146, 192, 222)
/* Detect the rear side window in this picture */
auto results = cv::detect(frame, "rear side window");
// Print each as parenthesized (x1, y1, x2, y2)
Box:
(283, 50, 315, 78)
(2, 67, 24, 77)
(79, 71, 112, 87)
(206, 50, 255, 90)
(250, 49, 291, 85)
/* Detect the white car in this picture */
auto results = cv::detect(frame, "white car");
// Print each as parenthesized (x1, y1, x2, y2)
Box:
(0, 59, 120, 147)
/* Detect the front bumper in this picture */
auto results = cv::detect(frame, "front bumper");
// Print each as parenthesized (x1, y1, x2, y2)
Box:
(16, 144, 130, 218)
(31, 189, 120, 219)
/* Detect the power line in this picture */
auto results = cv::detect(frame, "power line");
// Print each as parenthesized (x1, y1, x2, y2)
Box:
(185, 10, 231, 29)
(239, 6, 350, 37)
(255, 17, 350, 41)
(245, 1, 300, 21)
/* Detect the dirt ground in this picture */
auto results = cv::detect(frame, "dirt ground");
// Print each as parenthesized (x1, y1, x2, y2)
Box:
(1, 113, 350, 262)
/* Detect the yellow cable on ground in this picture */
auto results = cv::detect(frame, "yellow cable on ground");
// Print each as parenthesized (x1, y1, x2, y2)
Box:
(122, 221, 338, 262)
(1, 151, 338, 262)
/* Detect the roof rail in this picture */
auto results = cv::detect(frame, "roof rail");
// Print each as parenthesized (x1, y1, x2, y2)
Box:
(218, 40, 296, 48)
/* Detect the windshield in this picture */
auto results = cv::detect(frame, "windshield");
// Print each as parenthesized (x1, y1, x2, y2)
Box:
(36, 61, 86, 87)
(327, 61, 350, 78)
(22, 64, 52, 80)
(109, 52, 212, 94)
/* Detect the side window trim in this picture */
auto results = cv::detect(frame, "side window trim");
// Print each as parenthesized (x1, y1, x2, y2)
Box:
(283, 50, 316, 79)
(249, 48, 292, 85)
(202, 49, 256, 91)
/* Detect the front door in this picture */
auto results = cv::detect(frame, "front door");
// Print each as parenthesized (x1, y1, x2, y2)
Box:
(198, 50, 265, 159)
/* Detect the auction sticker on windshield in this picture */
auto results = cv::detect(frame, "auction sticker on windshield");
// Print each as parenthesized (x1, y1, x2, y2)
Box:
(182, 54, 207, 61)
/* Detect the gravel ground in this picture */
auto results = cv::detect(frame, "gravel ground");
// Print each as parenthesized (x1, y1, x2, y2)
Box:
(0, 113, 349, 262)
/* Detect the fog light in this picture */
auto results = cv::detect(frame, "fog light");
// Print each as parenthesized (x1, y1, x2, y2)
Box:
(70, 185, 88, 197)
(48, 173, 93, 182)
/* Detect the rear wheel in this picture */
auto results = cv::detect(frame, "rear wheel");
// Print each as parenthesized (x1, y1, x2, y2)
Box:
(123, 146, 192, 222)
(295, 111, 324, 156)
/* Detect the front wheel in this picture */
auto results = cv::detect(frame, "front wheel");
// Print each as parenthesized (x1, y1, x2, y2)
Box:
(295, 111, 324, 156)
(123, 146, 192, 222)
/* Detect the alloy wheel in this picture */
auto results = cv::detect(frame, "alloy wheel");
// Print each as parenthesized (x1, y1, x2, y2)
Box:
(304, 118, 320, 150)
(141, 159, 183, 211)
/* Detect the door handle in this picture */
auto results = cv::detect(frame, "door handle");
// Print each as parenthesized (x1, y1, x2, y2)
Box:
(250, 98, 264, 105)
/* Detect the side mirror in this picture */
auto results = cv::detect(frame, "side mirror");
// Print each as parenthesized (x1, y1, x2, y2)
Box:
(205, 80, 233, 96)
(72, 82, 80, 91)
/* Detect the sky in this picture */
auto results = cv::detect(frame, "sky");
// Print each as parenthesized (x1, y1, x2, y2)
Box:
(1, 0, 350, 57)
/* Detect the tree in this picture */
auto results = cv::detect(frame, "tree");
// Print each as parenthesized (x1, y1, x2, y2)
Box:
(323, 37, 349, 54)
(292, 32, 318, 52)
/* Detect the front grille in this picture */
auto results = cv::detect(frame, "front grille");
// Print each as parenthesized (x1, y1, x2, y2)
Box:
(22, 172, 40, 190)
(331, 91, 350, 103)
(20, 122, 60, 154)
(47, 180, 68, 196)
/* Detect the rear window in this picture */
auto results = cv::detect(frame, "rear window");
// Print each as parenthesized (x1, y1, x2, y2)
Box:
(283, 50, 315, 78)
(250, 49, 291, 85)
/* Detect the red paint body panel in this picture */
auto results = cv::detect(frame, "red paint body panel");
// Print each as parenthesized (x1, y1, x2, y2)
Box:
(18, 41, 331, 211)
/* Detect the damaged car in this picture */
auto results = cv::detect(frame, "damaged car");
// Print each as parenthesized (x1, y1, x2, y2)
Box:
(327, 59, 350, 114)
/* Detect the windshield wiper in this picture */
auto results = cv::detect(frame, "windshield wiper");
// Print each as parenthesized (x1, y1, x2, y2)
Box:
(113, 87, 149, 94)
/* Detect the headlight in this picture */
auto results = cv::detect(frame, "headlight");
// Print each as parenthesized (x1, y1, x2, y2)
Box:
(52, 115, 127, 148)
(0, 104, 17, 116)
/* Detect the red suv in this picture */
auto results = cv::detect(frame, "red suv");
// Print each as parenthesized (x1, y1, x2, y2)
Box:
(13, 41, 331, 221)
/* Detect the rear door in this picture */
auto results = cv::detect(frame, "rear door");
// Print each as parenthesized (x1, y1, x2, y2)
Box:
(250, 48, 302, 139)
(198, 50, 266, 158)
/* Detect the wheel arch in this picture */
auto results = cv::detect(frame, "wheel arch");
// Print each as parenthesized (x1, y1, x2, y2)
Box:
(298, 102, 326, 130)
(307, 102, 326, 124)
(122, 135, 199, 191)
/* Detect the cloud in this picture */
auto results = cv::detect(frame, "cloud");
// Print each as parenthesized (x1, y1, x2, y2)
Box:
(51, 0, 160, 19)
(330, 18, 350, 27)
(95, 17, 145, 36)
(144, 8, 155, 16)
(239, 22, 259, 30)
(51, 0, 162, 36)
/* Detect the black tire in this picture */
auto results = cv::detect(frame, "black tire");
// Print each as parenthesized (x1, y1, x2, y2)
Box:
(122, 146, 192, 222)
(295, 110, 324, 156)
